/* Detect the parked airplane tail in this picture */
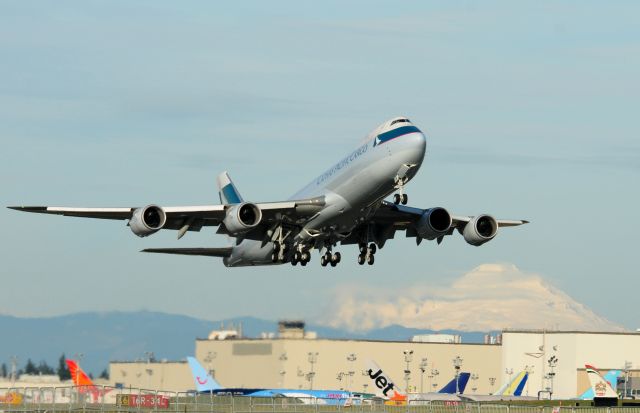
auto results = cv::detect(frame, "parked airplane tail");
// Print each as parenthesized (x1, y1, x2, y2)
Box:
(438, 372, 471, 394)
(585, 365, 618, 399)
(187, 357, 223, 392)
(66, 360, 95, 388)
(494, 371, 529, 396)
(579, 369, 621, 399)
(364, 360, 406, 400)
(217, 171, 244, 205)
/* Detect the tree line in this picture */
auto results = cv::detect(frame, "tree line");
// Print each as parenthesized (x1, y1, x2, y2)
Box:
(0, 354, 108, 380)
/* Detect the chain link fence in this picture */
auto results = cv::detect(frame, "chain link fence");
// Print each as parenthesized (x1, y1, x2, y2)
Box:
(1, 387, 640, 413)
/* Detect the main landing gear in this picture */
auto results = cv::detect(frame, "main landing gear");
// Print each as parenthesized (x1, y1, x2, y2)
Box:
(291, 248, 311, 266)
(393, 193, 408, 205)
(358, 243, 376, 265)
(320, 251, 341, 267)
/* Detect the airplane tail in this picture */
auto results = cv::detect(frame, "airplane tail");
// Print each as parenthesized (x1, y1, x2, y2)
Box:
(187, 357, 223, 392)
(579, 369, 621, 399)
(66, 359, 95, 388)
(585, 365, 618, 399)
(438, 372, 471, 394)
(364, 360, 406, 401)
(217, 171, 244, 205)
(494, 371, 529, 396)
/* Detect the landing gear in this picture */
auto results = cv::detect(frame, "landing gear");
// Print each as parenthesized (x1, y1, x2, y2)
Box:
(393, 193, 408, 205)
(320, 251, 341, 267)
(358, 243, 377, 265)
(291, 247, 311, 266)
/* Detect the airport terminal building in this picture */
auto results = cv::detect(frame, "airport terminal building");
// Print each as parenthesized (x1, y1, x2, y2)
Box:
(110, 323, 640, 399)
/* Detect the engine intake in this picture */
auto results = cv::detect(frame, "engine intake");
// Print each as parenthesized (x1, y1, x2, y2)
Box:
(223, 202, 262, 235)
(129, 205, 166, 237)
(463, 214, 498, 246)
(416, 207, 452, 240)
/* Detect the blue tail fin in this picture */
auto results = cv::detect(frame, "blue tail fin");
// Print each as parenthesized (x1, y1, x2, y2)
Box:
(217, 171, 243, 205)
(439, 372, 471, 394)
(187, 357, 223, 392)
(513, 372, 528, 396)
(579, 369, 621, 399)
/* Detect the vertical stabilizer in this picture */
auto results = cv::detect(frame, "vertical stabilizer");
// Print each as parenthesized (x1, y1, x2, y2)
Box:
(217, 171, 244, 205)
(364, 360, 406, 401)
(439, 372, 471, 394)
(66, 359, 95, 388)
(187, 357, 223, 392)
(586, 365, 618, 399)
(579, 370, 621, 399)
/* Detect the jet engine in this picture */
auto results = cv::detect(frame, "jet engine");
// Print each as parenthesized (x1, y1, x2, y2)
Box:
(463, 214, 498, 246)
(129, 205, 166, 237)
(416, 207, 452, 240)
(223, 202, 262, 235)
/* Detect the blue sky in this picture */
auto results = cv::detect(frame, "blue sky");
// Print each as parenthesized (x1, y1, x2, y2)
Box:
(1, 1, 638, 330)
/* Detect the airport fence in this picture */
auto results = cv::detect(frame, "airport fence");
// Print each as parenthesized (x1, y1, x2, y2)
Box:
(1, 387, 640, 413)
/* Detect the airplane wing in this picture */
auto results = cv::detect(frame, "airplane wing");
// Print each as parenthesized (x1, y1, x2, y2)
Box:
(342, 201, 528, 247)
(8, 197, 324, 239)
(142, 247, 232, 257)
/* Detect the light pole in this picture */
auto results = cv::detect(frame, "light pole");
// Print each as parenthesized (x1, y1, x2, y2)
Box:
(489, 377, 496, 391)
(9, 356, 17, 386)
(337, 372, 345, 390)
(546, 356, 558, 395)
(430, 369, 439, 392)
(452, 356, 463, 395)
(347, 353, 357, 391)
(403, 350, 414, 394)
(419, 358, 428, 393)
(204, 351, 217, 378)
(307, 352, 318, 390)
(470, 374, 479, 393)
(524, 365, 534, 396)
(624, 361, 632, 398)
(278, 353, 287, 387)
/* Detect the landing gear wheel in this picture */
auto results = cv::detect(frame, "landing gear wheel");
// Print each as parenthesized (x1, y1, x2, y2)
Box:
(393, 194, 401, 205)
(368, 243, 377, 254)
(301, 260, 307, 266)
(271, 252, 278, 263)
(401, 194, 408, 205)
(332, 252, 341, 264)
(320, 255, 328, 267)
(357, 254, 365, 265)
(367, 253, 375, 265)
(301, 251, 310, 263)
(359, 243, 367, 254)
(273, 241, 281, 254)
(330, 260, 337, 267)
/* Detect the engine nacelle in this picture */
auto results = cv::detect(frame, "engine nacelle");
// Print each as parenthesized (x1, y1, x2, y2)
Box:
(416, 207, 452, 240)
(129, 205, 166, 237)
(223, 202, 262, 235)
(463, 214, 498, 246)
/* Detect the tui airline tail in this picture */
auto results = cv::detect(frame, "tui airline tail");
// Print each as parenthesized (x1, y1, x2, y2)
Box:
(187, 357, 223, 392)
(217, 171, 244, 205)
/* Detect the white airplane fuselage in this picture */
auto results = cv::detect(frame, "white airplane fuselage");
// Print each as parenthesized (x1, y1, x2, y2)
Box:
(224, 122, 427, 266)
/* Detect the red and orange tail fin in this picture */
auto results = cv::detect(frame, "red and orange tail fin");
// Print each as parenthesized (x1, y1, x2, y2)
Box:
(66, 359, 95, 387)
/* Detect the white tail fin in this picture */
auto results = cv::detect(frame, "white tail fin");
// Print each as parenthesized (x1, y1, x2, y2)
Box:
(216, 171, 244, 205)
(586, 365, 618, 398)
(364, 360, 406, 400)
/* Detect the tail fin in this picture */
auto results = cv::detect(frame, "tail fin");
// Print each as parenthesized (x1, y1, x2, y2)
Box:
(66, 359, 95, 388)
(438, 372, 471, 394)
(585, 365, 618, 399)
(494, 371, 529, 396)
(187, 357, 223, 392)
(364, 360, 405, 400)
(579, 369, 621, 399)
(217, 171, 244, 205)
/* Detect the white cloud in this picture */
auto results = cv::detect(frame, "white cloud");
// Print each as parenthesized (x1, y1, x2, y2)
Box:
(321, 263, 624, 332)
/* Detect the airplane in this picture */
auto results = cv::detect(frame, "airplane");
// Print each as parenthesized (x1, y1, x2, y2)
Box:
(186, 357, 351, 404)
(66, 359, 112, 402)
(9, 117, 528, 267)
(365, 360, 471, 403)
(584, 364, 618, 399)
(579, 368, 621, 399)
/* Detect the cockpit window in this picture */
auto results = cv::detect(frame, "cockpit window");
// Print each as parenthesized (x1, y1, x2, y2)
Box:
(390, 118, 410, 126)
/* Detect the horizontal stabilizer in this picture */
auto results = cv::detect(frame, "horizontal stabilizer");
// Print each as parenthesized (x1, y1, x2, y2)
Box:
(141, 247, 232, 257)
